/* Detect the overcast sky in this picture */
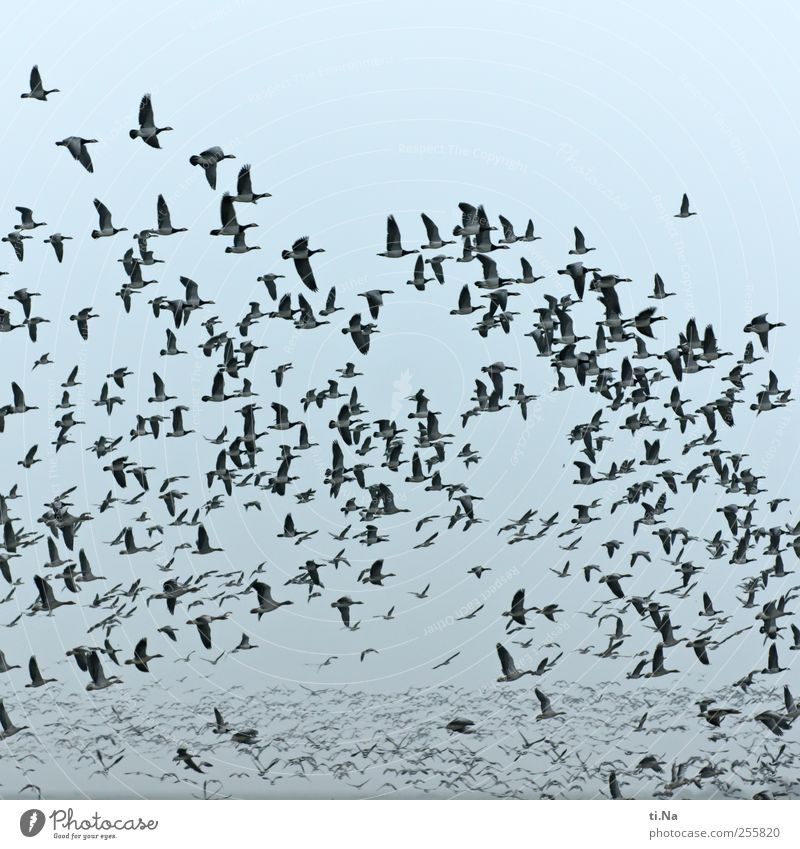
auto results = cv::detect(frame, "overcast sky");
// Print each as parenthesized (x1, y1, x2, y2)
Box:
(0, 0, 798, 797)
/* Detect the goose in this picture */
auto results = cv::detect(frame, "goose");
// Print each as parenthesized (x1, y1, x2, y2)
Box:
(754, 711, 793, 737)
(256, 272, 285, 301)
(193, 525, 223, 555)
(675, 193, 696, 218)
(627, 307, 667, 338)
(378, 215, 418, 257)
(231, 164, 271, 203)
(761, 644, 787, 674)
(282, 236, 324, 291)
(9, 287, 40, 319)
(569, 226, 595, 254)
(270, 402, 302, 431)
(210, 192, 255, 237)
(174, 748, 208, 773)
(331, 596, 363, 628)
(233, 633, 258, 652)
(148, 372, 176, 403)
(520, 218, 541, 241)
(420, 213, 454, 249)
(503, 589, 534, 629)
(85, 651, 122, 691)
(69, 307, 98, 340)
(167, 406, 194, 438)
(445, 718, 475, 733)
(456, 235, 476, 262)
(189, 146, 236, 189)
(129, 93, 172, 148)
(452, 202, 482, 237)
(21, 65, 59, 100)
(649, 272, 675, 300)
(358, 559, 396, 586)
(316, 285, 343, 316)
(697, 702, 740, 726)
(358, 289, 394, 319)
(201, 372, 232, 402)
(159, 328, 186, 358)
(0, 699, 28, 739)
(498, 215, 522, 243)
(77, 549, 104, 582)
(248, 582, 293, 618)
(14, 206, 46, 230)
(55, 136, 97, 172)
(119, 526, 160, 554)
(645, 645, 679, 677)
(186, 613, 230, 649)
(18, 445, 40, 469)
(2, 231, 31, 261)
(25, 656, 56, 688)
(743, 313, 785, 351)
(421, 254, 450, 286)
(43, 233, 72, 263)
(534, 688, 565, 720)
(124, 638, 163, 672)
(226, 230, 260, 253)
(496, 642, 535, 682)
(517, 256, 545, 285)
(148, 194, 187, 235)
(406, 254, 433, 290)
(0, 649, 21, 673)
(608, 771, 625, 799)
(471, 216, 509, 254)
(91, 199, 127, 238)
(33, 574, 76, 613)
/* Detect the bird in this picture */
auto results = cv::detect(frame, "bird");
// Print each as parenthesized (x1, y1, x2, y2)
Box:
(124, 638, 163, 672)
(282, 237, 324, 292)
(148, 195, 187, 236)
(495, 642, 534, 682)
(378, 215, 418, 258)
(21, 65, 59, 101)
(85, 651, 122, 692)
(91, 199, 127, 238)
(743, 314, 785, 351)
(675, 193, 697, 218)
(44, 233, 72, 262)
(190, 146, 236, 189)
(55, 137, 97, 172)
(231, 164, 271, 203)
(26, 656, 56, 688)
(129, 93, 173, 148)
(248, 582, 294, 619)
(569, 226, 595, 254)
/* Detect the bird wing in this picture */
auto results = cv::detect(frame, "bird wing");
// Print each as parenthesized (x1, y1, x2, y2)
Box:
(496, 642, 514, 676)
(157, 194, 171, 229)
(237, 164, 253, 194)
(294, 256, 318, 292)
(139, 93, 155, 129)
(30, 65, 43, 94)
(386, 215, 402, 252)
(94, 199, 112, 229)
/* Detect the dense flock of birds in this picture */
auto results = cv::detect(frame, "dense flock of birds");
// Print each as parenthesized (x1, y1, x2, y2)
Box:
(0, 67, 798, 800)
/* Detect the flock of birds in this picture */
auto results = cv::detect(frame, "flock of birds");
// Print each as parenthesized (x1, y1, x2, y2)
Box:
(0, 66, 797, 800)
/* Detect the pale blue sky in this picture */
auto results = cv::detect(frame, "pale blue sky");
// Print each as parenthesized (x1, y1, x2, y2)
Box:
(0, 0, 798, 797)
